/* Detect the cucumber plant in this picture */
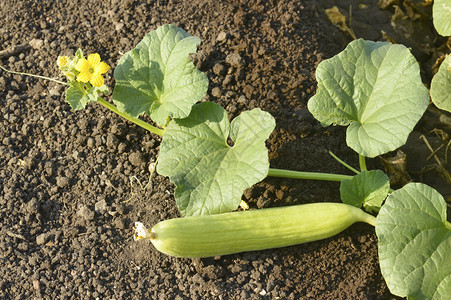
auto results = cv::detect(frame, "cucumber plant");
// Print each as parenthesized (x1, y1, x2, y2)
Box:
(305, 39, 450, 299)
(1, 25, 450, 299)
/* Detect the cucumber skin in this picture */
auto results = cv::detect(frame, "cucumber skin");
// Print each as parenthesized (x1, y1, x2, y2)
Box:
(150, 203, 375, 258)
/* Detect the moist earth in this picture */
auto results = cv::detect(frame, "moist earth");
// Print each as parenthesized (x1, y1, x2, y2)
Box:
(0, 0, 449, 299)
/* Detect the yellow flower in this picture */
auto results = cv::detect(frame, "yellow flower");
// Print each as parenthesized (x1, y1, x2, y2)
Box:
(57, 56, 69, 67)
(75, 53, 110, 87)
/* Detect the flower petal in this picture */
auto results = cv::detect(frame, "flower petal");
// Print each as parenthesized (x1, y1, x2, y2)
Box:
(75, 58, 91, 72)
(95, 61, 110, 74)
(76, 71, 91, 83)
(87, 53, 101, 67)
(90, 72, 104, 87)
(133, 222, 151, 240)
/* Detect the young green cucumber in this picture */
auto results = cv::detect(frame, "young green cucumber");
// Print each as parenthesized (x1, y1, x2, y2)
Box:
(137, 203, 376, 258)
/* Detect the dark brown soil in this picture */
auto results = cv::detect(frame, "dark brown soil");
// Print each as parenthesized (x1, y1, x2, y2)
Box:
(0, 0, 448, 299)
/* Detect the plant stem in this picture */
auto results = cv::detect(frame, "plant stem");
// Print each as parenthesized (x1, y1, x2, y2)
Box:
(96, 98, 165, 136)
(329, 151, 360, 174)
(267, 168, 353, 182)
(362, 213, 377, 227)
(359, 155, 367, 171)
(0, 64, 67, 85)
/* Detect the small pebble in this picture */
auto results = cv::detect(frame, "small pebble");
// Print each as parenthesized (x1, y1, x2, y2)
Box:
(211, 87, 221, 98)
(77, 205, 95, 221)
(128, 152, 144, 167)
(56, 177, 69, 188)
(26, 198, 40, 214)
(114, 218, 126, 229)
(216, 31, 228, 42)
(32, 280, 41, 291)
(95, 199, 108, 212)
(213, 63, 226, 76)
(36, 233, 48, 245)
(87, 137, 95, 148)
(29, 38, 44, 50)
(222, 75, 233, 86)
(237, 95, 246, 104)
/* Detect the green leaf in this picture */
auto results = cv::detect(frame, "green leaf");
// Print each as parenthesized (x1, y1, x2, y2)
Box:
(157, 101, 276, 216)
(65, 82, 108, 110)
(340, 170, 389, 213)
(376, 183, 451, 299)
(112, 24, 208, 125)
(430, 55, 451, 112)
(308, 39, 429, 157)
(433, 0, 451, 36)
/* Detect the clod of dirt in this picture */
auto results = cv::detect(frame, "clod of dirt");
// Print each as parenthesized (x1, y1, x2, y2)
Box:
(76, 204, 95, 221)
(128, 151, 144, 167)
(225, 53, 243, 68)
(36, 233, 48, 245)
(56, 176, 69, 188)
(95, 199, 108, 212)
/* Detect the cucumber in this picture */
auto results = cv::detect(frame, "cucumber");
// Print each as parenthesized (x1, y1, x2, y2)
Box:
(136, 203, 376, 258)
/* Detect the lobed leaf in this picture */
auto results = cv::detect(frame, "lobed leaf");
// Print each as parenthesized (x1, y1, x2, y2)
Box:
(430, 55, 451, 112)
(112, 24, 208, 125)
(308, 39, 429, 157)
(376, 183, 451, 299)
(340, 170, 389, 213)
(157, 101, 275, 216)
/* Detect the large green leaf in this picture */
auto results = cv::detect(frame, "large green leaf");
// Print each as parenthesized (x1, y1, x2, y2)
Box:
(157, 101, 275, 216)
(376, 183, 451, 299)
(340, 170, 389, 213)
(112, 24, 208, 125)
(433, 0, 451, 36)
(308, 39, 429, 157)
(430, 55, 451, 112)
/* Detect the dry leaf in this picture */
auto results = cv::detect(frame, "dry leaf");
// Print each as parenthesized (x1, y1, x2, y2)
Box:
(324, 6, 357, 39)
(378, 0, 400, 10)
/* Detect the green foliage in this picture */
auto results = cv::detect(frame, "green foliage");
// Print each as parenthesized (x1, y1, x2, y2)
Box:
(157, 102, 275, 216)
(430, 55, 451, 112)
(433, 0, 451, 36)
(340, 170, 389, 213)
(46, 24, 451, 299)
(308, 39, 429, 157)
(113, 24, 208, 125)
(65, 81, 109, 110)
(376, 183, 451, 299)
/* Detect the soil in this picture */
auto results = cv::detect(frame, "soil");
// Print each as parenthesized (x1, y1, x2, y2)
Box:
(0, 0, 449, 299)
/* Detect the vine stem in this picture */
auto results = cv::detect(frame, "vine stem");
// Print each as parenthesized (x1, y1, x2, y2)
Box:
(267, 168, 353, 182)
(328, 151, 360, 174)
(362, 213, 377, 227)
(96, 98, 165, 136)
(359, 155, 367, 171)
(0, 64, 67, 85)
